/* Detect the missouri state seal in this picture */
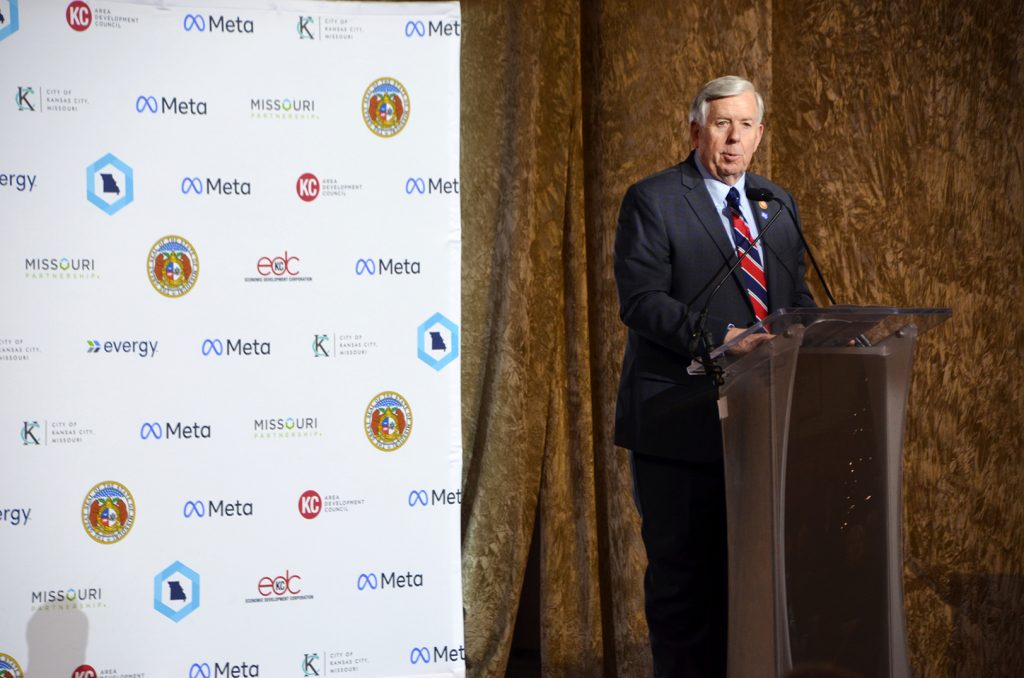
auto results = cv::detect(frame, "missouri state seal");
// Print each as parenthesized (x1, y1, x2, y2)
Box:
(0, 653, 24, 678)
(362, 77, 410, 137)
(364, 391, 412, 451)
(148, 235, 199, 298)
(82, 481, 136, 544)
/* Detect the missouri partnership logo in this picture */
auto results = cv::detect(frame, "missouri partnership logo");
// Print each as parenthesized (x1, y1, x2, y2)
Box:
(253, 416, 320, 439)
(86, 153, 133, 215)
(87, 338, 157, 357)
(154, 561, 199, 622)
(183, 13, 254, 33)
(250, 97, 317, 121)
(149, 235, 199, 298)
(82, 481, 135, 544)
(25, 257, 96, 280)
(363, 78, 409, 137)
(136, 95, 208, 116)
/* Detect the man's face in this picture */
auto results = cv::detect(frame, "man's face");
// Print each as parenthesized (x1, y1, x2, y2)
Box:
(690, 91, 764, 185)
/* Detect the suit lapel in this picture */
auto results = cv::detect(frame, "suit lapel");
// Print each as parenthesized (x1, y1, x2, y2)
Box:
(680, 154, 752, 314)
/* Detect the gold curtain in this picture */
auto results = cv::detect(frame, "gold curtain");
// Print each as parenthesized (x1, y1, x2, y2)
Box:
(457, 0, 1024, 675)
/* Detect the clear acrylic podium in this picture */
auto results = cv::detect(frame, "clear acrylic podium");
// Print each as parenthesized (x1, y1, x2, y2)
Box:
(710, 306, 951, 678)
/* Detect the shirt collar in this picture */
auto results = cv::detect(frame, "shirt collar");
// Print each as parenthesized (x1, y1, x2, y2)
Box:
(693, 152, 747, 209)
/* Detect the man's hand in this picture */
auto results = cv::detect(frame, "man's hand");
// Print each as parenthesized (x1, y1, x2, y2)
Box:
(723, 326, 774, 355)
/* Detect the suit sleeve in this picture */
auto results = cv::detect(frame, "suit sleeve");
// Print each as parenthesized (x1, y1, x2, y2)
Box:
(614, 183, 706, 358)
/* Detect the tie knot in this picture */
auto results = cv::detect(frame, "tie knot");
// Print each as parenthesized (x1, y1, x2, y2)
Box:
(726, 187, 742, 212)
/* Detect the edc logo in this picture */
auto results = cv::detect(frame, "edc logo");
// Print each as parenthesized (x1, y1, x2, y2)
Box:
(258, 570, 301, 596)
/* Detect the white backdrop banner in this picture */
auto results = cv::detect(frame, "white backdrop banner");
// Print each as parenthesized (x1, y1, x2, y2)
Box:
(0, 1, 464, 677)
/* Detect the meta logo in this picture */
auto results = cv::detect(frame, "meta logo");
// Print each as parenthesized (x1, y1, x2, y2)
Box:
(181, 177, 251, 195)
(357, 571, 423, 590)
(1, 1, 21, 42)
(154, 560, 200, 622)
(1, 172, 35, 192)
(354, 258, 421, 276)
(183, 13, 254, 33)
(1, 506, 31, 526)
(256, 251, 300, 277)
(403, 19, 460, 37)
(418, 312, 459, 370)
(189, 662, 260, 678)
(296, 173, 319, 201)
(257, 570, 301, 596)
(298, 490, 321, 519)
(72, 665, 98, 678)
(136, 95, 208, 115)
(140, 421, 211, 440)
(404, 177, 459, 194)
(409, 646, 466, 664)
(408, 488, 462, 507)
(86, 338, 158, 358)
(66, 1, 91, 31)
(86, 153, 133, 215)
(183, 499, 253, 518)
(201, 338, 270, 356)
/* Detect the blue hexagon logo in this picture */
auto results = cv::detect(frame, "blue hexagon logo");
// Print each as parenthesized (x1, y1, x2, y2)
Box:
(0, 1, 20, 42)
(417, 312, 459, 371)
(86, 153, 134, 215)
(153, 560, 200, 622)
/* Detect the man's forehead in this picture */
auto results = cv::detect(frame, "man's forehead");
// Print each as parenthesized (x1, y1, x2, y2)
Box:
(707, 92, 758, 116)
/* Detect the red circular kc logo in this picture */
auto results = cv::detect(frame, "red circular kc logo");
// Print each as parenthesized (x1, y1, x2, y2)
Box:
(72, 666, 98, 678)
(298, 490, 321, 519)
(296, 173, 320, 202)
(66, 1, 93, 31)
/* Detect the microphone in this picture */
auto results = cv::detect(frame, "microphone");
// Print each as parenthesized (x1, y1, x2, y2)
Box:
(748, 187, 836, 305)
(689, 195, 788, 384)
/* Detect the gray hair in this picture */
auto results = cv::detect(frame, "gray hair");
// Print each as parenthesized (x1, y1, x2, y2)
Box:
(688, 76, 764, 126)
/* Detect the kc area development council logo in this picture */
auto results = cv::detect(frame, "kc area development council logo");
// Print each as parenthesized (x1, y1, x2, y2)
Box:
(365, 391, 412, 451)
(363, 77, 409, 137)
(148, 235, 199, 297)
(82, 481, 135, 544)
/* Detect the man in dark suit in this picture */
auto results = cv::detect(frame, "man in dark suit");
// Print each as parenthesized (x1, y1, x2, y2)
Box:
(614, 76, 815, 677)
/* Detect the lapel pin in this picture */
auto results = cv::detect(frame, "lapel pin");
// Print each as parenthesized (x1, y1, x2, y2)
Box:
(758, 200, 768, 210)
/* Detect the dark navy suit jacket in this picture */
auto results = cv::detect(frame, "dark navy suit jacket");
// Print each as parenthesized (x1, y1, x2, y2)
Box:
(614, 151, 815, 461)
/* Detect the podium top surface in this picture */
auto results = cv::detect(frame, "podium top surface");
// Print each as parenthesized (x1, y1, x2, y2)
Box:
(711, 305, 952, 359)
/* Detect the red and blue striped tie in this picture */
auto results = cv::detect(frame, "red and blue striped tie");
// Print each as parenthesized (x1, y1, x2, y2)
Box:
(726, 187, 768, 322)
